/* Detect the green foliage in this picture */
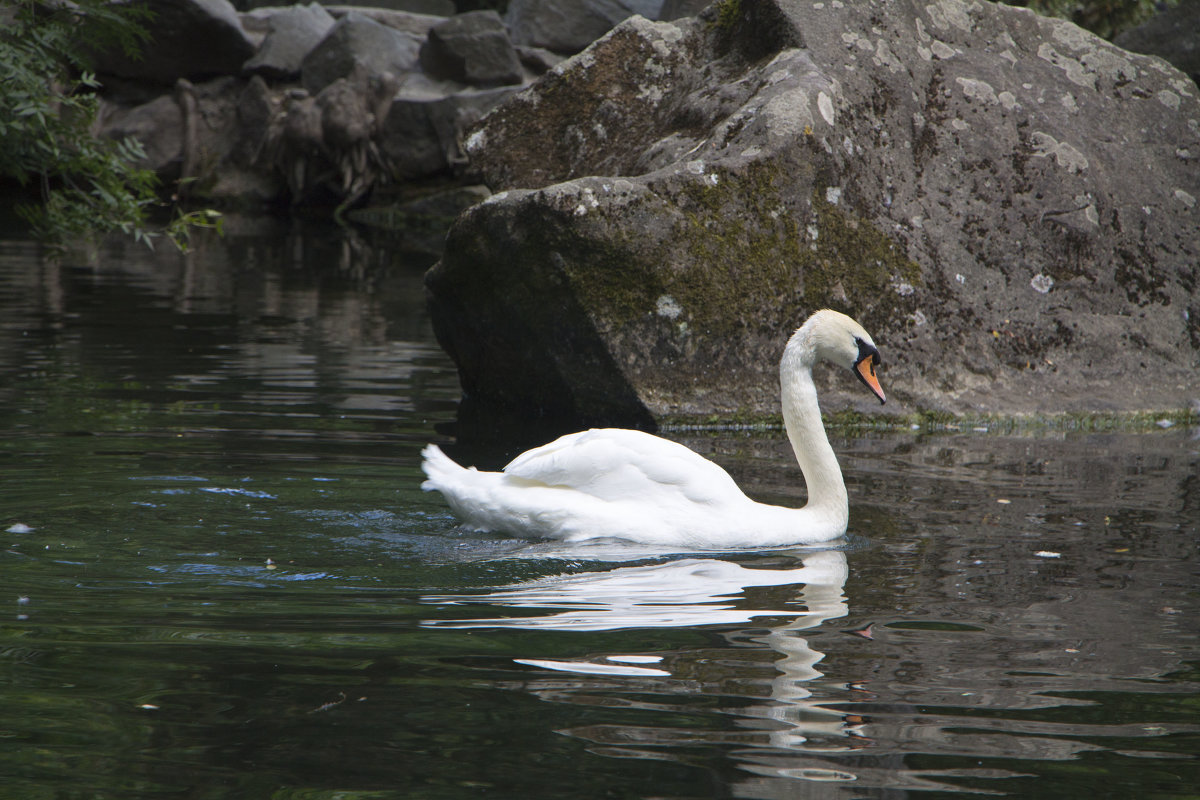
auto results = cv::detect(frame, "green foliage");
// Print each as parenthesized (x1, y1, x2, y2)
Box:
(1004, 0, 1178, 39)
(0, 0, 218, 250)
(709, 0, 743, 31)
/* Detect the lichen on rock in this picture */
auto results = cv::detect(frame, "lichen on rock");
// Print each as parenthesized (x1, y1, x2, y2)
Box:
(429, 0, 1200, 432)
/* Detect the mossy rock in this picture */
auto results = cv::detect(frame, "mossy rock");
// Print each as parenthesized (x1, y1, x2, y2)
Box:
(430, 0, 1200, 435)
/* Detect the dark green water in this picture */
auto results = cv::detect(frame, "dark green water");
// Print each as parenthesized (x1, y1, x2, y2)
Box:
(2, 225, 1197, 799)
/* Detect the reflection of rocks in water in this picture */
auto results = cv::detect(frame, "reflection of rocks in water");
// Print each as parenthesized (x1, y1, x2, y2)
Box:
(0, 221, 451, 418)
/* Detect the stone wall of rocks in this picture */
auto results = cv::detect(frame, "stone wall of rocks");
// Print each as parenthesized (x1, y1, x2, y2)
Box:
(90, 0, 655, 207)
(89, 0, 1197, 215)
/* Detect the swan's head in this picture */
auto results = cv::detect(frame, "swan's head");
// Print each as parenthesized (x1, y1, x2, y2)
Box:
(788, 309, 886, 404)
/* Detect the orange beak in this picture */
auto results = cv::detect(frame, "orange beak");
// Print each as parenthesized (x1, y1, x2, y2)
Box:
(856, 356, 886, 404)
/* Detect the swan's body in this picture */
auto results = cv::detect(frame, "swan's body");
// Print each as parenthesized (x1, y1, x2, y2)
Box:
(421, 309, 885, 549)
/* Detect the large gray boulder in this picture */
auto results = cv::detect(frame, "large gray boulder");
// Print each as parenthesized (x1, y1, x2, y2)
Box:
(419, 11, 524, 87)
(379, 76, 523, 181)
(428, 1, 1200, 431)
(95, 76, 282, 200)
(300, 12, 422, 95)
(242, 3, 336, 80)
(328, 0, 455, 15)
(93, 94, 184, 174)
(245, 0, 453, 12)
(322, 5, 446, 37)
(505, 0, 666, 54)
(89, 0, 256, 83)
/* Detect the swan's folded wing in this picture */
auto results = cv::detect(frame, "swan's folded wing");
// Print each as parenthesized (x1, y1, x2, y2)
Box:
(502, 428, 744, 505)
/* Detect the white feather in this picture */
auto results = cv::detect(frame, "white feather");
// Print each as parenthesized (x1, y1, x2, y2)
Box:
(420, 310, 883, 549)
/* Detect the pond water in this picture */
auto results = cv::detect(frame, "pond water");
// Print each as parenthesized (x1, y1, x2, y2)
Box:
(2, 223, 1197, 799)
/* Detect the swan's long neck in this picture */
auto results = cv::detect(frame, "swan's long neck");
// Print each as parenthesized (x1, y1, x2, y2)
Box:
(779, 341, 848, 531)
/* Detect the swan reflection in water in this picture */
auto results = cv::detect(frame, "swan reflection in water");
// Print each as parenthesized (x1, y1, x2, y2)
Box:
(423, 549, 872, 774)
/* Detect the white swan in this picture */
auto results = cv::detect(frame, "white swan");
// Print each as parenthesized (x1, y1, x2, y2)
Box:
(420, 309, 885, 549)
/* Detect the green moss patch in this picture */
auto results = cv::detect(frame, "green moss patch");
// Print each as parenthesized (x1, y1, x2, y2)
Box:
(646, 160, 922, 337)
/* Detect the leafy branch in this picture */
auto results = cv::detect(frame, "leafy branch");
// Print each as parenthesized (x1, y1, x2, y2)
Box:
(0, 0, 218, 250)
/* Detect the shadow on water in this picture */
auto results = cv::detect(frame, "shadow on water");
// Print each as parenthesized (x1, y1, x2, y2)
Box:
(1, 223, 1198, 798)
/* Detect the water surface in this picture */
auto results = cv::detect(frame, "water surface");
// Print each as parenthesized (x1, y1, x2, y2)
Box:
(2, 225, 1197, 798)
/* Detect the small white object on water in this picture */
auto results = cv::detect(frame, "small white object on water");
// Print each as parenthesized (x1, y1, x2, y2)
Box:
(515, 658, 670, 677)
(1156, 419, 1174, 429)
(606, 655, 664, 664)
(1035, 550, 1062, 559)
(6, 523, 34, 534)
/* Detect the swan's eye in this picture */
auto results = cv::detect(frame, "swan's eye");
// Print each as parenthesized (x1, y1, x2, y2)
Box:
(854, 338, 880, 370)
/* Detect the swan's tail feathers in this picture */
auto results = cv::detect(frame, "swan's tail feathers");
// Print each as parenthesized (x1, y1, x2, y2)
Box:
(421, 444, 499, 531)
(421, 444, 468, 492)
